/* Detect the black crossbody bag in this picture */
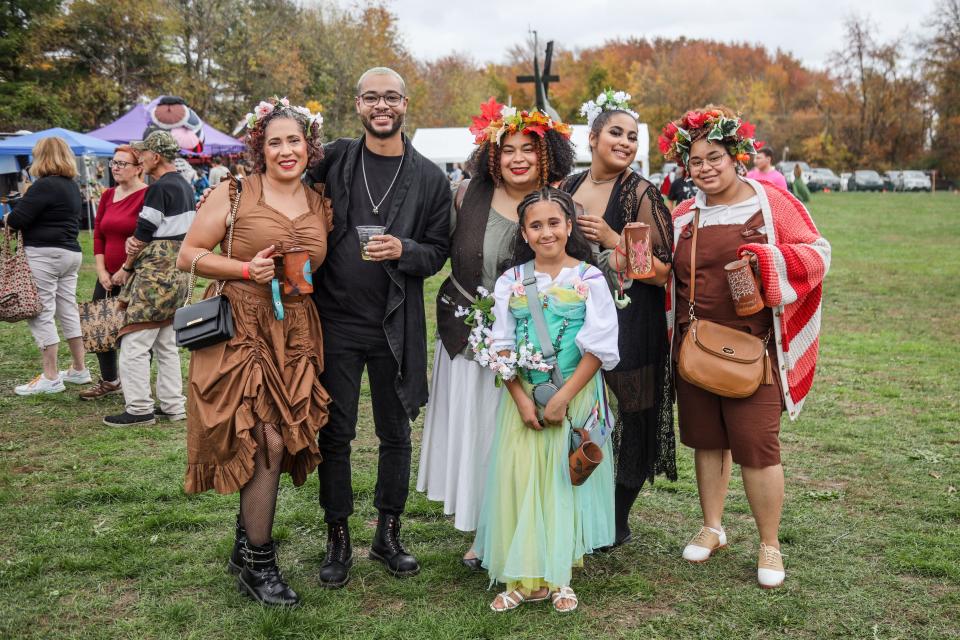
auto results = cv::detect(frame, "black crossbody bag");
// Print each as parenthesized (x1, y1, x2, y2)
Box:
(173, 180, 241, 350)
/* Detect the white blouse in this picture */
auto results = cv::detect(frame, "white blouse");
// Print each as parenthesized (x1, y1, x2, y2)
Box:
(490, 263, 620, 371)
(693, 186, 764, 230)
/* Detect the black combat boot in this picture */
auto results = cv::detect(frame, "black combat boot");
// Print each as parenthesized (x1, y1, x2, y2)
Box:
(369, 513, 420, 578)
(236, 540, 300, 607)
(317, 521, 353, 589)
(227, 514, 246, 575)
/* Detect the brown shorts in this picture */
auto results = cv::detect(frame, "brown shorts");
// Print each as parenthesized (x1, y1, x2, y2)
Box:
(675, 361, 784, 468)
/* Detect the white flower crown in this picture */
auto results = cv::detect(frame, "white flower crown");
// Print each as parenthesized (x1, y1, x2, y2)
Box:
(244, 96, 323, 132)
(579, 89, 639, 128)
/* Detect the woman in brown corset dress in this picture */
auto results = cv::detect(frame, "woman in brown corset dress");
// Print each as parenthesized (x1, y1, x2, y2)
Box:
(177, 97, 330, 607)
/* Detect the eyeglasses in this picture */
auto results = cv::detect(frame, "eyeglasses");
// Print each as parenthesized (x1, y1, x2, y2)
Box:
(358, 92, 404, 107)
(109, 160, 139, 169)
(688, 152, 728, 172)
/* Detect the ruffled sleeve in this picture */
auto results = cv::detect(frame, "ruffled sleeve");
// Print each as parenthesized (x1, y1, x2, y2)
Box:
(574, 265, 620, 370)
(490, 267, 519, 354)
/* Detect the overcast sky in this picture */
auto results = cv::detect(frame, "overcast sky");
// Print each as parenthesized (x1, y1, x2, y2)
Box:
(381, 0, 939, 70)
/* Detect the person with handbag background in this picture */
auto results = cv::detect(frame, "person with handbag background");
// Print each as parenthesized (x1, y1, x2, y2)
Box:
(103, 131, 193, 427)
(473, 187, 619, 613)
(417, 98, 576, 570)
(6, 136, 92, 395)
(660, 106, 831, 588)
(177, 97, 331, 608)
(79, 144, 148, 400)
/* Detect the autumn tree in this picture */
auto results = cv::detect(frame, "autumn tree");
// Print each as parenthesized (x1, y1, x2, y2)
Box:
(923, 0, 960, 179)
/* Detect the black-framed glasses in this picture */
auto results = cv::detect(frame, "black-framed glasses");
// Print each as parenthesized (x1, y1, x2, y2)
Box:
(358, 92, 404, 107)
(109, 160, 139, 169)
(688, 152, 728, 172)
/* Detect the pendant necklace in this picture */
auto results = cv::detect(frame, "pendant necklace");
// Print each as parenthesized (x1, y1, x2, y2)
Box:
(362, 142, 405, 215)
(588, 169, 621, 185)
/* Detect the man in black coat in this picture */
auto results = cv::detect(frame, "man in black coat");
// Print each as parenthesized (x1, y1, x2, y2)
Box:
(308, 67, 450, 588)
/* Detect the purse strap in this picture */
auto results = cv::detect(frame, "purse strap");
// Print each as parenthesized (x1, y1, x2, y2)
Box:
(185, 179, 243, 305)
(687, 208, 700, 322)
(521, 261, 565, 388)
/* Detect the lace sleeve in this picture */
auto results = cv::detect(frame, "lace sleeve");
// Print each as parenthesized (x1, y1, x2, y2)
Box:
(633, 179, 673, 264)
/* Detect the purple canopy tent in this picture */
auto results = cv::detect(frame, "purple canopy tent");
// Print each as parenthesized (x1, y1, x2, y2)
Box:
(87, 99, 245, 156)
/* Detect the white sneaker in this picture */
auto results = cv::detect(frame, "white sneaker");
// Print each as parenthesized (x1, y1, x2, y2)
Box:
(60, 367, 93, 385)
(15, 373, 66, 396)
(682, 526, 728, 562)
(757, 543, 785, 589)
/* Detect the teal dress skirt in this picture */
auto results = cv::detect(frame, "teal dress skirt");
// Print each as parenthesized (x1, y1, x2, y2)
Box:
(474, 264, 617, 591)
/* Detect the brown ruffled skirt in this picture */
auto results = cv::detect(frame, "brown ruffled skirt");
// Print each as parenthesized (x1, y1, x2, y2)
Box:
(184, 280, 330, 494)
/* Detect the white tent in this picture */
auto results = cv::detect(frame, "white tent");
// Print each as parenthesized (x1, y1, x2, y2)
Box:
(411, 124, 650, 177)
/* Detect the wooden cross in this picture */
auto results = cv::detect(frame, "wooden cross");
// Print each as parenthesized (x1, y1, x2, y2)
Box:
(516, 31, 560, 120)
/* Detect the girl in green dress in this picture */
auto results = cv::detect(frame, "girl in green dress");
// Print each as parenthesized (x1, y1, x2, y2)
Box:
(474, 187, 620, 613)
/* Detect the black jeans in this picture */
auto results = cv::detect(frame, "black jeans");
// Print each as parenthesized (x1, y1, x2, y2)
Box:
(317, 326, 411, 524)
(92, 280, 121, 381)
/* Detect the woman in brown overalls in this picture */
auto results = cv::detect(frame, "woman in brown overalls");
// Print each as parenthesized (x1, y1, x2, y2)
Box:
(661, 106, 785, 588)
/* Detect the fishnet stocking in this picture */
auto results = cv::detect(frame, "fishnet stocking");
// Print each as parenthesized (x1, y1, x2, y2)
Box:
(239, 423, 286, 546)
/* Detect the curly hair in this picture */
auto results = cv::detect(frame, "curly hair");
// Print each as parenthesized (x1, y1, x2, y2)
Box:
(244, 107, 323, 174)
(466, 128, 575, 188)
(502, 187, 595, 271)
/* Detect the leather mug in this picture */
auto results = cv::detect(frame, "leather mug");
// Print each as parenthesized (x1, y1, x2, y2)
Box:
(280, 247, 313, 296)
(568, 428, 603, 486)
(623, 222, 655, 279)
(724, 258, 764, 316)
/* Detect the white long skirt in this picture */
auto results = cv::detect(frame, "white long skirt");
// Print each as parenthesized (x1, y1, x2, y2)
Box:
(417, 340, 502, 532)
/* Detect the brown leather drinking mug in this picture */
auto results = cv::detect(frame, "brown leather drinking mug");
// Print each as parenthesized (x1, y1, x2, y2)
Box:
(280, 247, 313, 296)
(724, 258, 764, 316)
(623, 222, 655, 279)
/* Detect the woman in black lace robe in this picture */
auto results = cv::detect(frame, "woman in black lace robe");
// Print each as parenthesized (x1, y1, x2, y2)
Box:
(562, 108, 676, 546)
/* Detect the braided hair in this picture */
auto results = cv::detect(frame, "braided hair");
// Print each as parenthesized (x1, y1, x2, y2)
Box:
(504, 187, 595, 270)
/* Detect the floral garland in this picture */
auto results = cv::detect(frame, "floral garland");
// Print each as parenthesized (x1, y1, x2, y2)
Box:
(658, 108, 764, 167)
(578, 88, 639, 128)
(244, 96, 323, 132)
(455, 286, 555, 385)
(468, 97, 572, 146)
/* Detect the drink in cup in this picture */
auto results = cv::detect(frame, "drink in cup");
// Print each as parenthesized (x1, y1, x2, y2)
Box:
(356, 225, 386, 261)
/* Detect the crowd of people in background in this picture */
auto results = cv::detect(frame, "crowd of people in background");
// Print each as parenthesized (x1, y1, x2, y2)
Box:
(1, 66, 833, 613)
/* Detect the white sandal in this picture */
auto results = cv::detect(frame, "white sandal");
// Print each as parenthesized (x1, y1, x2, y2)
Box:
(489, 587, 550, 612)
(551, 586, 579, 613)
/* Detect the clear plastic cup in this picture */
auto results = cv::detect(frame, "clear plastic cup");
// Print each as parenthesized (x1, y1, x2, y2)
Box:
(356, 225, 386, 261)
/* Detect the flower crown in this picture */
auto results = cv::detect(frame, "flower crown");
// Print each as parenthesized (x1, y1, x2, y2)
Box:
(468, 97, 572, 146)
(244, 96, 323, 132)
(658, 109, 764, 167)
(579, 89, 639, 127)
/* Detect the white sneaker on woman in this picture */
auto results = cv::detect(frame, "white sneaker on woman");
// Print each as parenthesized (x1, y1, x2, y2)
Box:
(59, 367, 93, 385)
(15, 374, 66, 396)
(757, 543, 785, 588)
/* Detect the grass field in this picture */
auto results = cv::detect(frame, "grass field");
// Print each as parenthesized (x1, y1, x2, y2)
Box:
(0, 192, 958, 639)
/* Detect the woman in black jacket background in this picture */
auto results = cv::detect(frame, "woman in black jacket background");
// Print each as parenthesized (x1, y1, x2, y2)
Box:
(7, 136, 91, 395)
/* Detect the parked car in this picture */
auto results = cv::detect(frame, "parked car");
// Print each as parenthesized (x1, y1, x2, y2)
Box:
(899, 170, 932, 192)
(777, 161, 813, 185)
(849, 170, 884, 192)
(883, 171, 902, 191)
(809, 167, 841, 192)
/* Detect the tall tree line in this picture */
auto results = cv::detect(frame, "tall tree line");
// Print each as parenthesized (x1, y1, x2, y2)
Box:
(1, 0, 957, 177)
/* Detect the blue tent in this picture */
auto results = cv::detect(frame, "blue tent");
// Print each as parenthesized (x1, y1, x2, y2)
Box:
(0, 127, 117, 157)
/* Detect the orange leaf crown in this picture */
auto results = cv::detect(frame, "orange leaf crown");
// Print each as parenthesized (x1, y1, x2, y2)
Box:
(468, 97, 572, 146)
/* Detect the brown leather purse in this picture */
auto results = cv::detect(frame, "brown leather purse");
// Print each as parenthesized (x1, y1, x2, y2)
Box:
(677, 208, 771, 398)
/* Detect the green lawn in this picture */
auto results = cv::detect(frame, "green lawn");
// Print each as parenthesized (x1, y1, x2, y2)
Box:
(1, 192, 958, 639)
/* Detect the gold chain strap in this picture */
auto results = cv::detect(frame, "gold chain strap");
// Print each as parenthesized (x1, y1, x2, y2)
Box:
(184, 179, 242, 306)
